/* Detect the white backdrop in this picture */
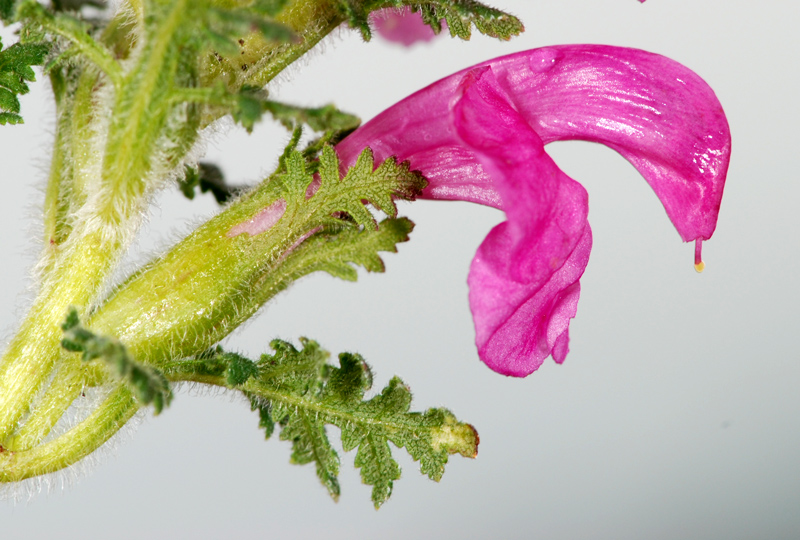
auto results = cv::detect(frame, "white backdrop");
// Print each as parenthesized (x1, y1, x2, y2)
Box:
(2, 1, 799, 538)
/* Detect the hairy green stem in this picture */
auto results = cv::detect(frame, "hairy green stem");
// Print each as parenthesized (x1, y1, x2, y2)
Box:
(0, 386, 138, 482)
(2, 359, 89, 452)
(0, 0, 191, 441)
(0, 0, 359, 470)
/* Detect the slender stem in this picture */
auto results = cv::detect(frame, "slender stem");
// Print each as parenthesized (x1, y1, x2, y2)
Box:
(2, 358, 92, 452)
(17, 2, 123, 87)
(0, 387, 138, 482)
(0, 227, 125, 441)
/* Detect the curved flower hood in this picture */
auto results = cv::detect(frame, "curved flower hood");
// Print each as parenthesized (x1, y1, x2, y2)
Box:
(336, 45, 730, 376)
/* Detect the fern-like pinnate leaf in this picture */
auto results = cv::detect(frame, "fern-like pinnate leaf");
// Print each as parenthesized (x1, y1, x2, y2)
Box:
(61, 308, 173, 414)
(278, 144, 426, 232)
(337, 0, 523, 42)
(415, 0, 524, 41)
(169, 340, 479, 508)
(0, 35, 47, 125)
(264, 100, 360, 136)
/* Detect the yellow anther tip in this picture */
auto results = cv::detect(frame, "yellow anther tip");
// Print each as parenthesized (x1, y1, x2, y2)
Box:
(694, 261, 706, 273)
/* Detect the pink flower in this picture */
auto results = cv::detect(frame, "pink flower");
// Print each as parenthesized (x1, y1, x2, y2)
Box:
(370, 7, 439, 46)
(336, 45, 730, 377)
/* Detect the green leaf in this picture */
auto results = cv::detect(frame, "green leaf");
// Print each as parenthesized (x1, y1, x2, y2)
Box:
(418, 0, 525, 41)
(277, 403, 342, 499)
(0, 37, 47, 123)
(281, 144, 426, 231)
(0, 0, 15, 22)
(0, 111, 23, 124)
(177, 340, 479, 508)
(293, 216, 415, 281)
(180, 162, 244, 204)
(60, 307, 173, 414)
(0, 87, 20, 113)
(224, 351, 260, 386)
(268, 142, 426, 233)
(334, 0, 373, 40)
(353, 432, 400, 505)
(336, 0, 523, 42)
(240, 143, 424, 288)
(263, 100, 360, 135)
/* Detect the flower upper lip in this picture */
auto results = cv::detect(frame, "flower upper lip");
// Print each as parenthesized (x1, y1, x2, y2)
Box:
(336, 45, 731, 376)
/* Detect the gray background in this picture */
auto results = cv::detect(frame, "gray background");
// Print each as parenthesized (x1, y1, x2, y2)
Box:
(2, 0, 799, 538)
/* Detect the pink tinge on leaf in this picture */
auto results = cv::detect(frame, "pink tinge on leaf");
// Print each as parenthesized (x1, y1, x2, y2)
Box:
(336, 45, 730, 376)
(227, 198, 287, 237)
(370, 7, 438, 46)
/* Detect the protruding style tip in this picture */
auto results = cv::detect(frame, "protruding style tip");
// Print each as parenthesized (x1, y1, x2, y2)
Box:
(694, 239, 705, 273)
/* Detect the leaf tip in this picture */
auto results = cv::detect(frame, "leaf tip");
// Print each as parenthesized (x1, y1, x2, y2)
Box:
(430, 416, 479, 459)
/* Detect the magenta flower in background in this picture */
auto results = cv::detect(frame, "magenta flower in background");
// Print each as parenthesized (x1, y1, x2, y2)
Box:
(370, 7, 439, 45)
(336, 45, 730, 377)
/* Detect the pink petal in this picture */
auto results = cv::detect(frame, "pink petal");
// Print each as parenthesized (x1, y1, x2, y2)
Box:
(489, 46, 730, 244)
(337, 45, 730, 242)
(335, 45, 730, 376)
(370, 7, 438, 46)
(453, 68, 591, 376)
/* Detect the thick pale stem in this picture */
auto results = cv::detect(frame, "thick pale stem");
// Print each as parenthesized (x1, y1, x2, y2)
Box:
(0, 0, 204, 440)
(41, 67, 103, 275)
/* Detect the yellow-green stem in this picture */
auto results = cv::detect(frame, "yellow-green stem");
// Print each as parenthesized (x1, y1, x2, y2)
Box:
(2, 358, 91, 452)
(0, 387, 138, 482)
(0, 227, 127, 441)
(0, 0, 359, 478)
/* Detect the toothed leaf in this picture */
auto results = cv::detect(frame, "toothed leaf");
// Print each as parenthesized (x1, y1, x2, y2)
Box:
(180, 340, 478, 508)
(336, 0, 523, 41)
(263, 100, 360, 135)
(60, 308, 173, 414)
(312, 145, 426, 228)
(0, 36, 47, 123)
